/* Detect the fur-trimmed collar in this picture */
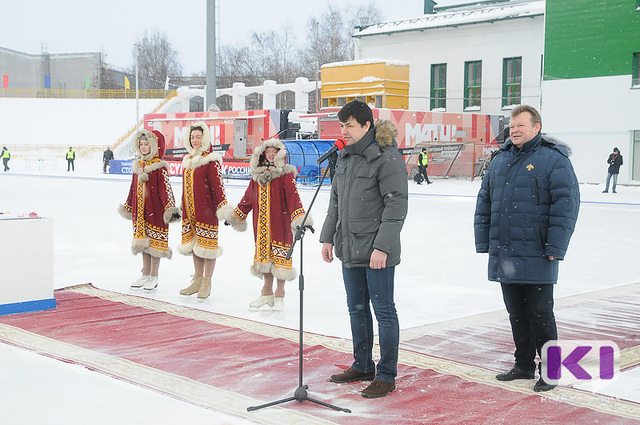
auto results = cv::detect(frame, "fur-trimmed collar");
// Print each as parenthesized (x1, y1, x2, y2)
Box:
(182, 151, 223, 171)
(500, 134, 572, 157)
(184, 121, 212, 157)
(374, 120, 397, 147)
(131, 158, 168, 182)
(250, 139, 296, 185)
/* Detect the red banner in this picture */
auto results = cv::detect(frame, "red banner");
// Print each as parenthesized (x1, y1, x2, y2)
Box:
(3, 75, 8, 88)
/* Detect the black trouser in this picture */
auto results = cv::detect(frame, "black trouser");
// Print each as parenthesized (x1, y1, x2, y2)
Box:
(103, 160, 110, 173)
(3, 158, 8, 171)
(67, 159, 74, 171)
(501, 283, 557, 372)
(418, 165, 431, 183)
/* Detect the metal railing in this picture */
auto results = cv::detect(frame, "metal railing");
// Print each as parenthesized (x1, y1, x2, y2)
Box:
(0, 88, 174, 99)
(111, 90, 178, 151)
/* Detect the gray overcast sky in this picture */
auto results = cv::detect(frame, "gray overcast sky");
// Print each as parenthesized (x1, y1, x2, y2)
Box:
(0, 0, 432, 75)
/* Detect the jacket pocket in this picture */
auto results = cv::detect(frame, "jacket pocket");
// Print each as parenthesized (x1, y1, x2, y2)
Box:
(536, 222, 547, 250)
(348, 218, 380, 263)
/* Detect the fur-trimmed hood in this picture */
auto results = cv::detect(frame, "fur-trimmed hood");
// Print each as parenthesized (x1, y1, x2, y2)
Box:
(500, 134, 573, 157)
(133, 129, 160, 162)
(183, 121, 212, 156)
(182, 122, 222, 170)
(374, 120, 398, 148)
(250, 138, 296, 185)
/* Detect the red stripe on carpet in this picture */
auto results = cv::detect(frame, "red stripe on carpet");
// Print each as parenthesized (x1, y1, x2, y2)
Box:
(1, 284, 638, 424)
(401, 288, 640, 373)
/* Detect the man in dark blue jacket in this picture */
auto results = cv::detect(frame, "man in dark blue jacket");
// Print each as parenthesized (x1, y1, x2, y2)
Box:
(474, 105, 580, 392)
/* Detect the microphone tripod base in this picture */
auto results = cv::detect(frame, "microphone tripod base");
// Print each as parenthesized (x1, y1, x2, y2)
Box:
(247, 385, 351, 413)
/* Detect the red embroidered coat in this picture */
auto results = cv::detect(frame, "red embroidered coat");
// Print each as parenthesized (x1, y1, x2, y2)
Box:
(119, 130, 179, 258)
(228, 139, 311, 281)
(179, 122, 232, 259)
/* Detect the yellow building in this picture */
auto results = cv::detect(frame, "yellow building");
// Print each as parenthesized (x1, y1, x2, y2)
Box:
(320, 59, 410, 109)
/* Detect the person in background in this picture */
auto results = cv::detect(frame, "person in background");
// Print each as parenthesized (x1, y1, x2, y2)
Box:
(474, 105, 580, 392)
(226, 139, 311, 312)
(603, 147, 623, 193)
(66, 147, 76, 171)
(417, 147, 432, 184)
(103, 146, 114, 173)
(118, 130, 180, 291)
(178, 122, 232, 301)
(320, 100, 408, 399)
(1, 146, 10, 171)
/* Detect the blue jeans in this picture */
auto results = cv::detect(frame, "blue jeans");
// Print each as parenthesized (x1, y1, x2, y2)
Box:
(341, 264, 399, 383)
(501, 283, 557, 372)
(605, 173, 618, 192)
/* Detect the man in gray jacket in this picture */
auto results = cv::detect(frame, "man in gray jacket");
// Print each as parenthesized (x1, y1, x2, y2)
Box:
(320, 100, 408, 398)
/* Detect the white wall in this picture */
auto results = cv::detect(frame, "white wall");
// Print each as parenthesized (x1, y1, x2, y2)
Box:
(354, 15, 544, 116)
(542, 76, 640, 184)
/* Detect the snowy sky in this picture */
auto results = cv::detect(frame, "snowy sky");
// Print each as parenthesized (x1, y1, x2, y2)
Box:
(0, 0, 469, 75)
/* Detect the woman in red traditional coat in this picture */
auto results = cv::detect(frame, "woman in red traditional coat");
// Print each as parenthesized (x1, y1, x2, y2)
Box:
(118, 129, 180, 291)
(178, 122, 232, 301)
(226, 139, 312, 311)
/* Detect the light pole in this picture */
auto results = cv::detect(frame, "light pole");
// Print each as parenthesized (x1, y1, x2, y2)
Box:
(135, 43, 140, 130)
(206, 0, 217, 111)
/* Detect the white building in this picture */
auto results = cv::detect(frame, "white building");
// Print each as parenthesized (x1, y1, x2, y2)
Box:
(353, 0, 545, 116)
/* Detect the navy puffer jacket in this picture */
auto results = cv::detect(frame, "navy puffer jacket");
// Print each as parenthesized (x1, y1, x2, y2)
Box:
(474, 133, 580, 284)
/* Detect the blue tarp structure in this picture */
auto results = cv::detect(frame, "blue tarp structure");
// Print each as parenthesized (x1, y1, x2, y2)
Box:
(283, 140, 334, 184)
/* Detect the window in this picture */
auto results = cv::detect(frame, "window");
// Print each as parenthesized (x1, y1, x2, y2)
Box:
(337, 97, 346, 107)
(633, 52, 640, 86)
(503, 57, 522, 107)
(431, 63, 447, 110)
(464, 61, 482, 109)
(375, 95, 383, 108)
(322, 98, 329, 108)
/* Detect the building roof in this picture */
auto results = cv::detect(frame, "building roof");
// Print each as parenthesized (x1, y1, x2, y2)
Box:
(322, 58, 411, 69)
(353, 0, 544, 38)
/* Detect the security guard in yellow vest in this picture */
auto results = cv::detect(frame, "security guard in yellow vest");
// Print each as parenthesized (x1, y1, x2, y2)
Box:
(1, 146, 10, 172)
(418, 147, 431, 184)
(66, 147, 76, 171)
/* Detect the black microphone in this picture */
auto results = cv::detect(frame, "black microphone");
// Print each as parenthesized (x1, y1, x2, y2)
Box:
(317, 139, 346, 164)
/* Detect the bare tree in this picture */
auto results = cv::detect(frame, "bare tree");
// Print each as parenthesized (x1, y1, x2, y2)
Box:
(298, 3, 381, 77)
(132, 31, 182, 89)
(214, 3, 381, 110)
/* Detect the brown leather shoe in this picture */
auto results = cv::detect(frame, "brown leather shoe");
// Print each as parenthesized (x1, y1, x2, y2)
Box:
(329, 367, 375, 383)
(362, 379, 396, 398)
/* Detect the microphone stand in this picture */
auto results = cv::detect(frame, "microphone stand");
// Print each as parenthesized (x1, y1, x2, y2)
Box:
(247, 160, 350, 414)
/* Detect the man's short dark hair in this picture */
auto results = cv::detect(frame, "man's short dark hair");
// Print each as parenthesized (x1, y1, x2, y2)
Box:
(338, 99, 374, 128)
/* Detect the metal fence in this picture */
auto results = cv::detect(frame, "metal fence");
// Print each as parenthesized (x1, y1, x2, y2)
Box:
(0, 89, 174, 99)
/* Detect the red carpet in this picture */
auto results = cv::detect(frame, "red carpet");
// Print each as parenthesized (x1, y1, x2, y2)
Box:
(1, 283, 639, 424)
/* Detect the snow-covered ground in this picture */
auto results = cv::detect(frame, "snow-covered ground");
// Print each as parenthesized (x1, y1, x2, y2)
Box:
(1, 157, 639, 424)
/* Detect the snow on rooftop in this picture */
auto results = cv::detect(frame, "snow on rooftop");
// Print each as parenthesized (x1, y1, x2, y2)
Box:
(322, 58, 411, 68)
(354, 0, 544, 37)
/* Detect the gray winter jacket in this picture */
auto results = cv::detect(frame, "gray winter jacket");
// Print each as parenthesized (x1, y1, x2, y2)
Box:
(320, 120, 408, 267)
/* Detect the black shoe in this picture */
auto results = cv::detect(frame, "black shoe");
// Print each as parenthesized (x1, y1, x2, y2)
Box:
(602, 190, 608, 193)
(496, 366, 535, 381)
(330, 367, 375, 383)
(533, 377, 557, 392)
(613, 190, 617, 193)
